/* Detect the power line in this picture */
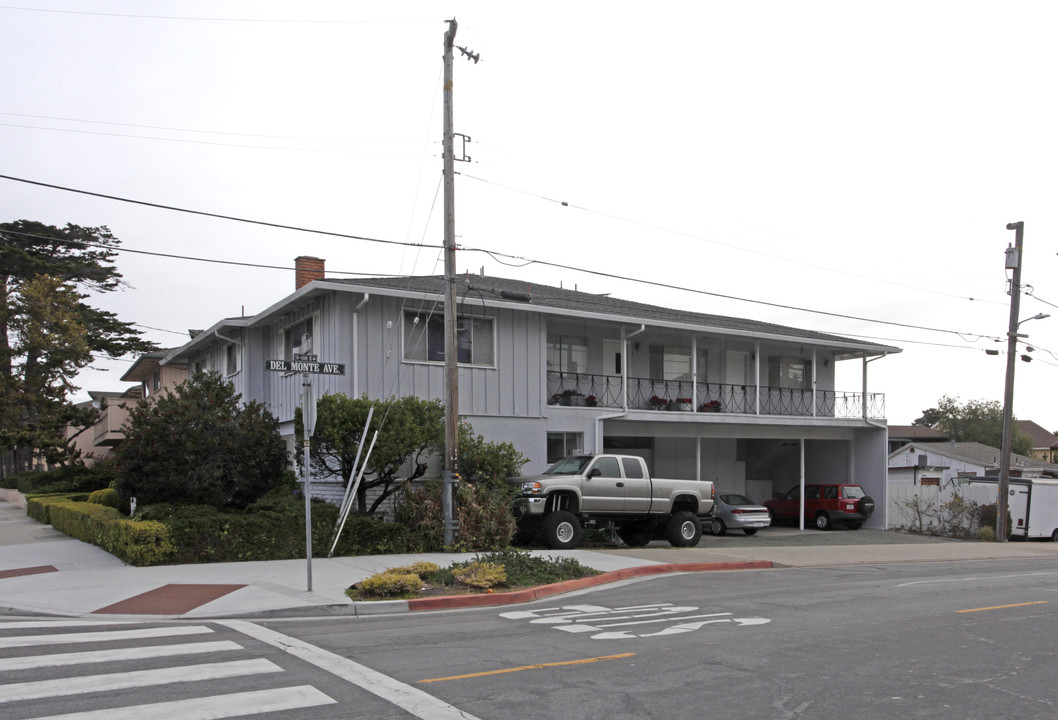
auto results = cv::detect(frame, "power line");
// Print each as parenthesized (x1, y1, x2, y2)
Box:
(461, 172, 1008, 306)
(0, 174, 442, 250)
(1, 173, 1004, 345)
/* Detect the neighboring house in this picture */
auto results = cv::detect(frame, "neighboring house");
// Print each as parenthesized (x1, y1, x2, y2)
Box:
(1015, 420, 1058, 463)
(161, 257, 901, 526)
(886, 424, 948, 454)
(887, 440, 1058, 526)
(120, 348, 189, 401)
(63, 387, 143, 466)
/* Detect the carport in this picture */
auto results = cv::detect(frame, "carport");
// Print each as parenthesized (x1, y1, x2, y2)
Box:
(599, 415, 889, 529)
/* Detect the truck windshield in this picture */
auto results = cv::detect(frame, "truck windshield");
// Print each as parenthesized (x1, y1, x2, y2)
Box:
(543, 456, 594, 475)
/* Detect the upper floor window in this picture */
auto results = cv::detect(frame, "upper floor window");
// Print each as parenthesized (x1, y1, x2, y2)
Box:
(152, 370, 160, 393)
(403, 311, 495, 366)
(283, 317, 314, 360)
(649, 345, 707, 382)
(547, 335, 588, 375)
(768, 356, 812, 390)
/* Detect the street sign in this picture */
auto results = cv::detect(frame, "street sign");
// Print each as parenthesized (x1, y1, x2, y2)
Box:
(266, 356, 345, 375)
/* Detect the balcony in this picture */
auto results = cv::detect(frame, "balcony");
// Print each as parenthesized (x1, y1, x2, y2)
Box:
(546, 372, 885, 420)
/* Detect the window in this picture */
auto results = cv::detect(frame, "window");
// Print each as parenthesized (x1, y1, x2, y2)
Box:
(226, 343, 240, 376)
(403, 311, 495, 366)
(547, 335, 588, 375)
(152, 370, 160, 393)
(649, 346, 707, 381)
(284, 317, 314, 360)
(590, 456, 621, 478)
(621, 457, 645, 478)
(547, 432, 584, 463)
(768, 356, 812, 390)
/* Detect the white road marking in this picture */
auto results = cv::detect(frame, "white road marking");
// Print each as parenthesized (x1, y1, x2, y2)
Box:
(897, 571, 1058, 587)
(0, 658, 282, 703)
(0, 640, 244, 671)
(0, 620, 133, 630)
(23, 686, 337, 720)
(0, 625, 214, 650)
(502, 603, 771, 640)
(221, 619, 482, 720)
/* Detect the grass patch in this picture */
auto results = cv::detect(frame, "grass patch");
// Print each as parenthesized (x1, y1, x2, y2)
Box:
(347, 548, 602, 601)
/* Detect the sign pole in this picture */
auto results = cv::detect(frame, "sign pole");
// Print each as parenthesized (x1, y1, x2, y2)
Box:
(302, 373, 313, 591)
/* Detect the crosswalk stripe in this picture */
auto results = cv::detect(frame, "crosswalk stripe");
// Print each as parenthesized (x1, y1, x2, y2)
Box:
(0, 640, 244, 671)
(0, 658, 282, 703)
(0, 620, 133, 630)
(0, 625, 213, 649)
(221, 619, 482, 720)
(23, 685, 337, 720)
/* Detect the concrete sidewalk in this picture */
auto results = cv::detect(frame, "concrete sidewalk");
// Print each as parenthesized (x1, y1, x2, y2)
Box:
(2, 494, 1056, 620)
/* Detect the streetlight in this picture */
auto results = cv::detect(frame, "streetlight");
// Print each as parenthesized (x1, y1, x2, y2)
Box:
(996, 221, 1048, 542)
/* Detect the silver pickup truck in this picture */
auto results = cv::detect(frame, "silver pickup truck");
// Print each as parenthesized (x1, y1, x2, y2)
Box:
(512, 454, 715, 549)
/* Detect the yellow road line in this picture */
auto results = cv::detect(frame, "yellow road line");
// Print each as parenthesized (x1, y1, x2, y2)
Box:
(957, 601, 1048, 614)
(418, 653, 636, 684)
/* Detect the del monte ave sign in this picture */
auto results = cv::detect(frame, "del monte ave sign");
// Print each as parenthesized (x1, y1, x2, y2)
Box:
(266, 353, 345, 375)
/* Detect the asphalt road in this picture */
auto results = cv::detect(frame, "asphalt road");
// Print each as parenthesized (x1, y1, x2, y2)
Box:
(4, 555, 1057, 719)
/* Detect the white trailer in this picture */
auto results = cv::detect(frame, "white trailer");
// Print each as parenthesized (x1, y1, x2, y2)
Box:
(967, 477, 1058, 540)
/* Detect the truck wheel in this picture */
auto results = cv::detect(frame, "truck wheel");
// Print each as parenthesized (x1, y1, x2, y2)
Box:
(618, 525, 653, 547)
(814, 512, 832, 530)
(541, 511, 582, 549)
(513, 527, 539, 546)
(666, 511, 701, 547)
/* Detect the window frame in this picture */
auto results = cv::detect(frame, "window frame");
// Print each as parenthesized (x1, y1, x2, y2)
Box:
(402, 310, 496, 368)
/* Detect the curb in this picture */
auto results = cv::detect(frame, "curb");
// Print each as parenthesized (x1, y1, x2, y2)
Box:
(352, 560, 775, 614)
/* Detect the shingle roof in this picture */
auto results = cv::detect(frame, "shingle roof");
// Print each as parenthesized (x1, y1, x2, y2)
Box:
(334, 274, 898, 354)
(1016, 420, 1058, 449)
(904, 441, 1058, 472)
(888, 425, 949, 441)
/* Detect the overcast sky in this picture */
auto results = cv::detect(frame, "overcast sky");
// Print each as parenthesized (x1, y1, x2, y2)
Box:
(5, 1, 1058, 428)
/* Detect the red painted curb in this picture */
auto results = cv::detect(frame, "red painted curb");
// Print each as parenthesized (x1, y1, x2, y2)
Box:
(405, 560, 773, 612)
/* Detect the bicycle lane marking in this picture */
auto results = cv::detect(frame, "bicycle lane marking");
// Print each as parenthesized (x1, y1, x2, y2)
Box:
(499, 602, 771, 640)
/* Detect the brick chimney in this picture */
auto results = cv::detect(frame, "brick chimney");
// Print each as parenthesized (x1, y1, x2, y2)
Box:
(295, 256, 325, 290)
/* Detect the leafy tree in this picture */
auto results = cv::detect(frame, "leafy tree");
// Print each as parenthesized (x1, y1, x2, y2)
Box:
(917, 395, 1032, 456)
(305, 395, 529, 514)
(456, 420, 528, 485)
(305, 394, 445, 514)
(114, 372, 288, 509)
(0, 220, 155, 471)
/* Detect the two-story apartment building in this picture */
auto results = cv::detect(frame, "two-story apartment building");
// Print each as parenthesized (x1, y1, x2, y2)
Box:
(162, 258, 900, 526)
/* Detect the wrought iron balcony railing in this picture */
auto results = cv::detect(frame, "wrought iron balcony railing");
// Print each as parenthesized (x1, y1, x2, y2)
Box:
(546, 372, 885, 420)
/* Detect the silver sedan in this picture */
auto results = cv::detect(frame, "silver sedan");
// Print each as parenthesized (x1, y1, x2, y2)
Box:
(706, 493, 772, 536)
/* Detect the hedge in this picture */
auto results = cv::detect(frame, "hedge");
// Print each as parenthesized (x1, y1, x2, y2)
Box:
(26, 495, 175, 566)
(12, 466, 114, 495)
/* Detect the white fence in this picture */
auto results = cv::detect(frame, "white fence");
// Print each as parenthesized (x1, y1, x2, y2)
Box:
(888, 484, 999, 533)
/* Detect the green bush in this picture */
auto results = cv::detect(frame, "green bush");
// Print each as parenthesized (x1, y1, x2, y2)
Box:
(975, 526, 997, 542)
(26, 496, 174, 565)
(114, 371, 289, 509)
(978, 503, 1012, 540)
(357, 571, 423, 597)
(87, 488, 120, 509)
(134, 494, 413, 564)
(14, 466, 114, 495)
(396, 479, 517, 552)
(452, 561, 506, 589)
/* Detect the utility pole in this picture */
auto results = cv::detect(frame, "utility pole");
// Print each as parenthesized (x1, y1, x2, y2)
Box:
(997, 221, 1024, 543)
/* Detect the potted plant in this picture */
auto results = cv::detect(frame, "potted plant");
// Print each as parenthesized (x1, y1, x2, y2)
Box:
(675, 397, 693, 411)
(585, 395, 598, 407)
(648, 395, 668, 410)
(560, 389, 585, 406)
(698, 399, 722, 413)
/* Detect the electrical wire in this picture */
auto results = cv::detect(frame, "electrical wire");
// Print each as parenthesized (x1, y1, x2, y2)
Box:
(0, 173, 1009, 345)
(460, 172, 1008, 306)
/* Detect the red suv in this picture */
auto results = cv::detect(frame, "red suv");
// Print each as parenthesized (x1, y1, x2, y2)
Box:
(764, 483, 875, 530)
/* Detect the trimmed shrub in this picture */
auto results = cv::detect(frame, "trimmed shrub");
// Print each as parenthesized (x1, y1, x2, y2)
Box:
(387, 561, 441, 577)
(975, 526, 997, 542)
(135, 495, 413, 564)
(27, 496, 175, 565)
(87, 488, 120, 509)
(396, 480, 517, 552)
(357, 571, 422, 598)
(452, 561, 506, 589)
